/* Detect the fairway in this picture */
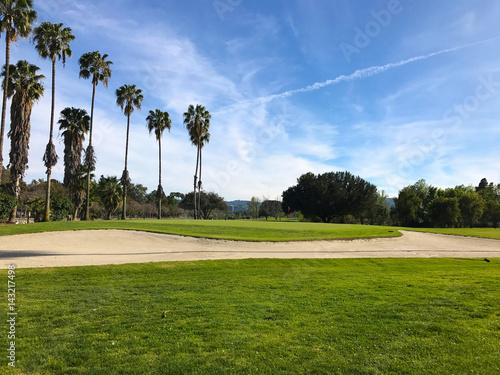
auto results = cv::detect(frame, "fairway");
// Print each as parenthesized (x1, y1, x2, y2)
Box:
(0, 219, 403, 241)
(1, 220, 500, 242)
(1, 258, 498, 374)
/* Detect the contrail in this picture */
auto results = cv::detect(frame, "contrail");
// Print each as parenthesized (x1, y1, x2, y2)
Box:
(215, 36, 500, 114)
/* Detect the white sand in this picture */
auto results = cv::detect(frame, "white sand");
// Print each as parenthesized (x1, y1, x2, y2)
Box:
(0, 230, 498, 268)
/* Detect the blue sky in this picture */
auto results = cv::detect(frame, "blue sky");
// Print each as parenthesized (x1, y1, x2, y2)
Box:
(3, 0, 500, 200)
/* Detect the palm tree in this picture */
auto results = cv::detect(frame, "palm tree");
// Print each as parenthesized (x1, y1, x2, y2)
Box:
(0, 0, 37, 185)
(184, 104, 211, 219)
(58, 107, 89, 220)
(33, 21, 75, 222)
(146, 109, 171, 219)
(96, 175, 122, 220)
(116, 84, 143, 220)
(1, 60, 44, 223)
(78, 51, 113, 220)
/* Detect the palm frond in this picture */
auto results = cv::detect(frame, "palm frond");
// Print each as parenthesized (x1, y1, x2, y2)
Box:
(83, 145, 96, 171)
(156, 184, 164, 199)
(121, 169, 131, 187)
(0, 0, 37, 41)
(116, 84, 143, 116)
(42, 140, 58, 172)
(78, 51, 113, 87)
(146, 109, 171, 141)
(32, 22, 75, 67)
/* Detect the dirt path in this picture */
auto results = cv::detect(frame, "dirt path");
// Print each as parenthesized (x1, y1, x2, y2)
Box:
(0, 230, 498, 268)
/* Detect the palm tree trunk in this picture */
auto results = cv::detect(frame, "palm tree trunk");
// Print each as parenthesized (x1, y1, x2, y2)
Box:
(8, 177, 20, 224)
(158, 137, 162, 220)
(193, 144, 199, 219)
(84, 82, 96, 221)
(0, 34, 11, 186)
(43, 58, 57, 222)
(198, 145, 202, 219)
(121, 114, 130, 220)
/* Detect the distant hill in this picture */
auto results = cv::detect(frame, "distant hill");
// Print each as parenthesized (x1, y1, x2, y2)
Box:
(227, 198, 395, 212)
(225, 200, 250, 212)
(386, 198, 395, 208)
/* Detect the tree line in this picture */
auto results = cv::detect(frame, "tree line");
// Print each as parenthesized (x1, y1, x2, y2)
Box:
(281, 172, 500, 228)
(0, 168, 230, 222)
(394, 178, 500, 228)
(0, 1, 211, 222)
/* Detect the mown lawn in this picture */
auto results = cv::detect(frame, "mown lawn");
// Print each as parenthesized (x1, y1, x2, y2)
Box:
(0, 219, 402, 241)
(402, 227, 500, 240)
(1, 258, 499, 374)
(1, 219, 500, 241)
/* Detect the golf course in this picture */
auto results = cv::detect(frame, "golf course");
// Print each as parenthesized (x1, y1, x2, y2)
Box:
(1, 220, 499, 374)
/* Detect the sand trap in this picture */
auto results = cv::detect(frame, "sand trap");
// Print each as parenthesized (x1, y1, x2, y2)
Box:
(0, 230, 498, 268)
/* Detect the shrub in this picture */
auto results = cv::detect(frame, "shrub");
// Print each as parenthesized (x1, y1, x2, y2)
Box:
(0, 193, 17, 222)
(51, 194, 74, 221)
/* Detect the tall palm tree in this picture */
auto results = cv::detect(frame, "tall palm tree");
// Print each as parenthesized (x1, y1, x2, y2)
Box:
(58, 107, 89, 220)
(116, 84, 143, 220)
(146, 109, 171, 220)
(33, 21, 75, 222)
(184, 104, 210, 219)
(78, 51, 112, 220)
(0, 0, 37, 185)
(1, 60, 44, 223)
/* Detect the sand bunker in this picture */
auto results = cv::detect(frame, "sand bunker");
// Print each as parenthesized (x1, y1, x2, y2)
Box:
(0, 230, 498, 268)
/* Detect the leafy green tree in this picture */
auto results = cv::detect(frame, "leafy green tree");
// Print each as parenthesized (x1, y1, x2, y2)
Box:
(180, 191, 227, 219)
(438, 186, 466, 199)
(0, 191, 16, 221)
(459, 192, 485, 228)
(259, 200, 282, 220)
(484, 200, 500, 228)
(184, 104, 211, 219)
(477, 181, 499, 202)
(0, 0, 37, 185)
(1, 60, 44, 222)
(96, 175, 123, 220)
(394, 187, 422, 227)
(282, 171, 378, 223)
(78, 51, 113, 220)
(364, 190, 391, 225)
(146, 109, 171, 219)
(247, 196, 260, 219)
(406, 179, 437, 226)
(116, 84, 143, 220)
(25, 196, 44, 222)
(475, 178, 489, 192)
(58, 107, 89, 219)
(50, 193, 73, 221)
(128, 183, 148, 204)
(429, 197, 460, 228)
(33, 21, 75, 222)
(165, 192, 184, 217)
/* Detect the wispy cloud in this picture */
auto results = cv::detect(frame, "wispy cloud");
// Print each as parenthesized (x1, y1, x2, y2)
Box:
(216, 36, 500, 114)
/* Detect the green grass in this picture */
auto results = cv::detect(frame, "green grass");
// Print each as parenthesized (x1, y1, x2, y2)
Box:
(1, 219, 499, 241)
(402, 227, 500, 240)
(1, 258, 499, 374)
(0, 219, 402, 241)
